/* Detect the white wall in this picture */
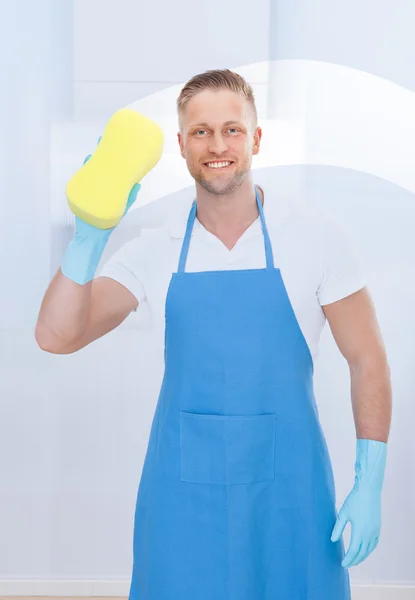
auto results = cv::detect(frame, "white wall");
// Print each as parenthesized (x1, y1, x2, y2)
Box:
(1, 0, 415, 596)
(72, 0, 271, 121)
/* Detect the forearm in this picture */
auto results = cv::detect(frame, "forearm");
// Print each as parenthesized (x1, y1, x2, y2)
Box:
(35, 222, 110, 351)
(35, 268, 92, 351)
(349, 354, 392, 442)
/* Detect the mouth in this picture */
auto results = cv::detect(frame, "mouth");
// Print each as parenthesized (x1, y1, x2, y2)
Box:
(203, 160, 234, 170)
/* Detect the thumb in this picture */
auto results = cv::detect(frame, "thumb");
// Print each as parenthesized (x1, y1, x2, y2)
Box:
(331, 508, 348, 542)
(124, 182, 141, 215)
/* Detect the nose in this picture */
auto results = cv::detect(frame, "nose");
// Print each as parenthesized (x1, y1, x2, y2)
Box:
(208, 132, 228, 155)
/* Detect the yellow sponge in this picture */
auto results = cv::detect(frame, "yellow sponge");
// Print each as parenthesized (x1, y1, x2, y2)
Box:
(66, 108, 164, 229)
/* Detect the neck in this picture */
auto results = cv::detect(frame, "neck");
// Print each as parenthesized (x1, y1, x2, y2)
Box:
(195, 176, 264, 245)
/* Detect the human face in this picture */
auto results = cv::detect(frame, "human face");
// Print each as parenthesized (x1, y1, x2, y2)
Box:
(177, 89, 262, 196)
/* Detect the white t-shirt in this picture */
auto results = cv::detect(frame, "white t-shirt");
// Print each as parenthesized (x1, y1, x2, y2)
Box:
(99, 183, 366, 364)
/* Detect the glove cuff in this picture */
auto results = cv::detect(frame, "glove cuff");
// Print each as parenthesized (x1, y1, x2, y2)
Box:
(355, 438, 387, 492)
(61, 230, 110, 285)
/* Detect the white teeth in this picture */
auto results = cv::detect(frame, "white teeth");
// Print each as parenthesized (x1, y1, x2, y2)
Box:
(206, 161, 232, 169)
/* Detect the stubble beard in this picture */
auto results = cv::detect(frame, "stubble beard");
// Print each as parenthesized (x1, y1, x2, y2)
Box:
(191, 159, 251, 197)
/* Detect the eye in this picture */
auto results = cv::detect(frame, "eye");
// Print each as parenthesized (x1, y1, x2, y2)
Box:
(194, 129, 206, 136)
(228, 128, 239, 134)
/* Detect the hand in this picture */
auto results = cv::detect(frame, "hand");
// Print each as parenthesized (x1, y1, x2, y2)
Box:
(61, 137, 141, 285)
(331, 439, 387, 569)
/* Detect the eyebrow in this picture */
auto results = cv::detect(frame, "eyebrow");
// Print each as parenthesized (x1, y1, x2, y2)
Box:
(189, 121, 242, 128)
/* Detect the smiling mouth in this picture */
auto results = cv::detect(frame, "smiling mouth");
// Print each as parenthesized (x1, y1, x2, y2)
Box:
(204, 160, 234, 170)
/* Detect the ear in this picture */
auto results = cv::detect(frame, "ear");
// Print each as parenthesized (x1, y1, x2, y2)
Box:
(177, 131, 186, 159)
(252, 126, 262, 156)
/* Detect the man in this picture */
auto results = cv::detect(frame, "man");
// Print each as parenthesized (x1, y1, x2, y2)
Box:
(36, 69, 392, 600)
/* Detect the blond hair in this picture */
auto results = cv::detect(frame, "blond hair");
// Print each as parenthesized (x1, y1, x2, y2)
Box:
(177, 68, 257, 127)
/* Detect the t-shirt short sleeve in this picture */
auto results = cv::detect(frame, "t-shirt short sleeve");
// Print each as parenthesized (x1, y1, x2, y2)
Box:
(98, 237, 146, 309)
(317, 219, 366, 306)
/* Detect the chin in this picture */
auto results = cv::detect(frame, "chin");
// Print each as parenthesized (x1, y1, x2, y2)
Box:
(197, 174, 246, 196)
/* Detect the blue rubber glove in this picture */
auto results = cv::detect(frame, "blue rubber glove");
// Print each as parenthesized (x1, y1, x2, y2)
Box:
(331, 439, 387, 569)
(61, 138, 141, 285)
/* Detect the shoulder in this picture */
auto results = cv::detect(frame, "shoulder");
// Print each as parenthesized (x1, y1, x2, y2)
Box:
(135, 188, 194, 245)
(258, 182, 363, 297)
(112, 192, 193, 257)
(259, 180, 351, 250)
(261, 194, 326, 254)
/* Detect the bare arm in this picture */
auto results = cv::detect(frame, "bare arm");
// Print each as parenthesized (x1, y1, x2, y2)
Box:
(35, 269, 138, 354)
(323, 287, 392, 443)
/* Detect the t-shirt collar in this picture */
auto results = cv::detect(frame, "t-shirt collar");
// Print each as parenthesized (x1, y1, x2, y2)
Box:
(169, 197, 264, 240)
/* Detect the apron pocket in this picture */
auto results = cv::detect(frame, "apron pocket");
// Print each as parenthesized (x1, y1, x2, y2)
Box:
(180, 412, 276, 485)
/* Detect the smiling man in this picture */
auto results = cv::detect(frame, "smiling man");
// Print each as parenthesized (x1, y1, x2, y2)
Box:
(36, 69, 392, 600)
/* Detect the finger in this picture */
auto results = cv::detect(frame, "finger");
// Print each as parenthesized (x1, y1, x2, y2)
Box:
(346, 539, 370, 568)
(342, 540, 362, 569)
(83, 153, 92, 165)
(331, 511, 348, 542)
(124, 183, 141, 214)
(342, 529, 362, 568)
(366, 535, 380, 557)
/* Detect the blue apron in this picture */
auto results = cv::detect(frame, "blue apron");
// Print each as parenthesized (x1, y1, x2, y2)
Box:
(129, 187, 351, 599)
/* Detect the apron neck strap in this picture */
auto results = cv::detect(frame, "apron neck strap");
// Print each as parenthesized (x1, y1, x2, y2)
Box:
(178, 186, 274, 273)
